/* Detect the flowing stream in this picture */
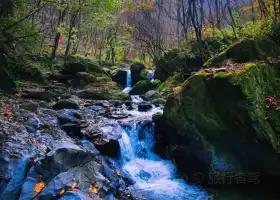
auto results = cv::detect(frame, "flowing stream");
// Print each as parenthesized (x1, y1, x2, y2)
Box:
(118, 121, 211, 200)
(117, 72, 212, 199)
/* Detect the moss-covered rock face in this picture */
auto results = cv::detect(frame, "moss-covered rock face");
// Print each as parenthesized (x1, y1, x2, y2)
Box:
(129, 80, 159, 95)
(162, 62, 280, 181)
(204, 37, 280, 68)
(156, 73, 185, 97)
(154, 48, 203, 81)
(76, 81, 129, 100)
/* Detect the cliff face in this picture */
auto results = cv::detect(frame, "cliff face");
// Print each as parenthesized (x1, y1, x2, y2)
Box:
(161, 62, 280, 182)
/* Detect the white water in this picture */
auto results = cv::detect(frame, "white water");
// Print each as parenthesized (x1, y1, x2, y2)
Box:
(123, 70, 132, 93)
(130, 95, 144, 103)
(118, 116, 212, 200)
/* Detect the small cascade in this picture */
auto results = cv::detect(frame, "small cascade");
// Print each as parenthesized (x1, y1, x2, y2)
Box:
(118, 120, 211, 200)
(123, 70, 132, 93)
(130, 95, 144, 103)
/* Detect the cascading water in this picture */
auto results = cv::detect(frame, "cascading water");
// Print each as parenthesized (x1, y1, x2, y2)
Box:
(118, 119, 212, 200)
(123, 70, 132, 93)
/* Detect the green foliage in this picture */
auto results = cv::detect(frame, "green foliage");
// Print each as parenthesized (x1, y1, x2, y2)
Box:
(154, 48, 203, 81)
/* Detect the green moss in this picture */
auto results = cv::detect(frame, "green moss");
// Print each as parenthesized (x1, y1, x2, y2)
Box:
(154, 98, 166, 104)
(204, 37, 280, 68)
(15, 81, 27, 88)
(164, 62, 280, 168)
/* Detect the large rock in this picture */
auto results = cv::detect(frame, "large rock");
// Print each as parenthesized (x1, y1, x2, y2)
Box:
(22, 91, 55, 102)
(53, 99, 80, 110)
(0, 119, 47, 182)
(61, 62, 86, 77)
(129, 80, 159, 95)
(111, 69, 127, 87)
(130, 63, 146, 86)
(204, 37, 280, 67)
(162, 62, 280, 183)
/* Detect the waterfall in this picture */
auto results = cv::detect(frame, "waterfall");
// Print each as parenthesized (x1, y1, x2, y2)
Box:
(123, 70, 132, 93)
(118, 120, 212, 200)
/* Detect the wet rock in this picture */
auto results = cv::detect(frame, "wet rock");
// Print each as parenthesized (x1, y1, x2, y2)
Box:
(95, 139, 120, 158)
(112, 69, 127, 87)
(38, 160, 117, 200)
(41, 145, 94, 182)
(0, 120, 47, 181)
(53, 99, 80, 110)
(61, 123, 83, 137)
(22, 91, 55, 102)
(20, 102, 39, 113)
(0, 159, 31, 200)
(57, 109, 83, 124)
(138, 103, 152, 112)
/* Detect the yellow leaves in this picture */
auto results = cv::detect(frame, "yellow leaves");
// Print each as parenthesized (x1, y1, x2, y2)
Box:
(126, 0, 155, 12)
(32, 181, 45, 198)
(140, 0, 154, 10)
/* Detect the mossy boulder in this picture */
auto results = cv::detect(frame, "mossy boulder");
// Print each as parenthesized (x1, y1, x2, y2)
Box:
(76, 82, 128, 100)
(154, 48, 203, 81)
(161, 62, 280, 183)
(130, 62, 146, 86)
(129, 80, 160, 95)
(204, 37, 280, 68)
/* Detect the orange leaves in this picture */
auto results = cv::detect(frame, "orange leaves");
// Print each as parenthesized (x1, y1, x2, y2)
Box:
(0, 103, 13, 121)
(71, 180, 79, 192)
(32, 181, 45, 198)
(89, 184, 98, 194)
(59, 188, 66, 196)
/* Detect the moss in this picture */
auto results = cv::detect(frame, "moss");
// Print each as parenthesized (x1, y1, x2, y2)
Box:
(156, 72, 185, 96)
(164, 62, 280, 175)
(204, 37, 280, 68)
(154, 98, 166, 104)
(129, 80, 158, 95)
(15, 81, 27, 88)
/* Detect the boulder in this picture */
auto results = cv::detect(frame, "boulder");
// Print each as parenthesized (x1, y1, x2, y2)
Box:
(129, 80, 159, 95)
(162, 62, 280, 183)
(111, 69, 127, 87)
(95, 139, 120, 158)
(130, 63, 146, 86)
(21, 91, 55, 102)
(53, 99, 80, 110)
(76, 86, 128, 101)
(61, 62, 86, 77)
(138, 103, 152, 112)
(0, 120, 47, 182)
